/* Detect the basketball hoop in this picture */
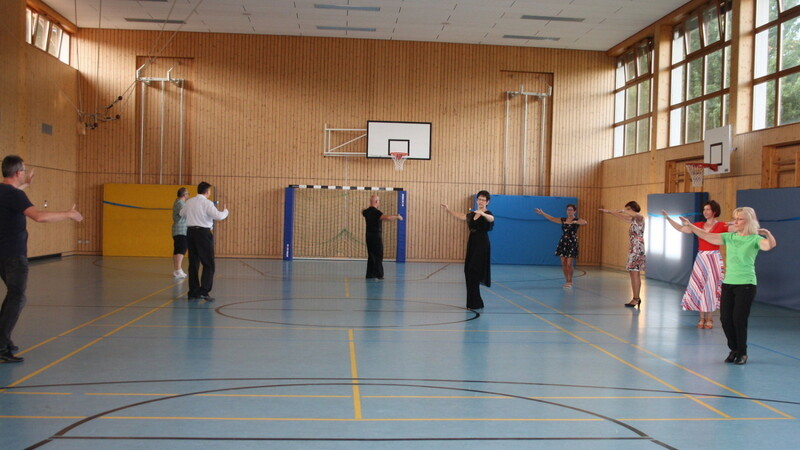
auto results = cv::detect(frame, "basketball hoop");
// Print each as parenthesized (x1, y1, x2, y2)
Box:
(390, 152, 408, 171)
(685, 163, 719, 187)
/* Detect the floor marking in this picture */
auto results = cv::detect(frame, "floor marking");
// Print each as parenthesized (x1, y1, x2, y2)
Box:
(348, 329, 363, 419)
(16, 282, 184, 357)
(494, 283, 794, 419)
(3, 295, 181, 390)
(492, 286, 729, 417)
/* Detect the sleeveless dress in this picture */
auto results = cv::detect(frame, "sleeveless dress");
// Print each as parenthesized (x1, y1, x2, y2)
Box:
(626, 220, 646, 271)
(555, 218, 579, 258)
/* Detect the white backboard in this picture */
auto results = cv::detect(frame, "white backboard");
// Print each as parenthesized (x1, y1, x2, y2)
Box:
(367, 121, 431, 160)
(704, 125, 732, 174)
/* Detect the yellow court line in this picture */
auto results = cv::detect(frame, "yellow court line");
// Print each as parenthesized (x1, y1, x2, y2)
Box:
(17, 282, 185, 357)
(3, 296, 181, 390)
(495, 283, 793, 419)
(493, 286, 730, 417)
(348, 329, 362, 419)
(344, 277, 350, 298)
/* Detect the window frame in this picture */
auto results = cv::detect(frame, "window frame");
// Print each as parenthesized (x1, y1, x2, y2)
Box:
(752, 2, 800, 129)
(613, 39, 654, 157)
(25, 6, 71, 65)
(668, 0, 732, 146)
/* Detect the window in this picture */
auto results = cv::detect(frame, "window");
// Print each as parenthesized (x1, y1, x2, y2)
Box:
(25, 7, 70, 65)
(613, 39, 653, 157)
(753, 0, 800, 129)
(669, 1, 732, 146)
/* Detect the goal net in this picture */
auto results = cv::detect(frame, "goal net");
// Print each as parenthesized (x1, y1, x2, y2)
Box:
(283, 185, 407, 261)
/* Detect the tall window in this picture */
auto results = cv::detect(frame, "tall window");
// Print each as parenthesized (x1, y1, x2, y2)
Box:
(753, 0, 800, 129)
(613, 39, 653, 157)
(25, 8, 70, 65)
(669, 1, 732, 146)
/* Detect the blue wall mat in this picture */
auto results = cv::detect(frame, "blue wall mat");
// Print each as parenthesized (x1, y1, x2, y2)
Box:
(737, 188, 800, 310)
(486, 195, 578, 265)
(646, 193, 707, 286)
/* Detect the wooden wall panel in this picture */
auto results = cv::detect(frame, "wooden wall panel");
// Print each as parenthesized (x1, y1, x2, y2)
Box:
(72, 30, 614, 263)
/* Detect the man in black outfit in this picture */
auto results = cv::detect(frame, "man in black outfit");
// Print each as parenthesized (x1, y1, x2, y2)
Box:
(179, 181, 229, 301)
(1, 155, 83, 363)
(362, 194, 402, 279)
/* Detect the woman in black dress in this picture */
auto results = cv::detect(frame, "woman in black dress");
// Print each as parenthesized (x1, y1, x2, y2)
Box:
(441, 190, 495, 310)
(535, 204, 587, 288)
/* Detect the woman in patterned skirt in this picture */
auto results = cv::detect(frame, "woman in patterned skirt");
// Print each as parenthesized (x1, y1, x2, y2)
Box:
(662, 200, 727, 329)
(600, 201, 646, 308)
(536, 204, 587, 288)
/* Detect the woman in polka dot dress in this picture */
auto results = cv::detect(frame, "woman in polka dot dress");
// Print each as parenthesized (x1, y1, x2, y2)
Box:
(536, 204, 587, 288)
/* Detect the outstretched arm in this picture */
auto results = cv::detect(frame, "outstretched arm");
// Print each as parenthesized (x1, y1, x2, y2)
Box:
(441, 204, 466, 221)
(535, 208, 561, 224)
(679, 216, 723, 245)
(662, 209, 691, 233)
(599, 208, 634, 223)
(474, 209, 494, 222)
(381, 213, 403, 221)
(24, 204, 83, 223)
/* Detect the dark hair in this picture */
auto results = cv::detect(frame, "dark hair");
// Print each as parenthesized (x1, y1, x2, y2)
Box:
(625, 201, 641, 213)
(476, 190, 491, 201)
(2, 155, 24, 178)
(177, 187, 188, 198)
(566, 204, 577, 212)
(704, 200, 721, 218)
(197, 182, 212, 195)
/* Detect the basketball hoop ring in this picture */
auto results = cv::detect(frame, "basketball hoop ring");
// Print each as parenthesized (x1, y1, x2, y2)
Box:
(390, 152, 408, 171)
(685, 163, 719, 187)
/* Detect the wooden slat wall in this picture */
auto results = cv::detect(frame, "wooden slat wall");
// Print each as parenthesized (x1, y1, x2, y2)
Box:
(0, 0, 80, 257)
(73, 30, 613, 263)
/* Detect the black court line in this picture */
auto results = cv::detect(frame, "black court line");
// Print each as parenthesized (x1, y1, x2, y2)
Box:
(24, 381, 676, 449)
(215, 299, 481, 327)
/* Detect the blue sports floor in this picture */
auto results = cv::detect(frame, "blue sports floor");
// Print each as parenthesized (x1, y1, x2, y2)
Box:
(1, 256, 799, 449)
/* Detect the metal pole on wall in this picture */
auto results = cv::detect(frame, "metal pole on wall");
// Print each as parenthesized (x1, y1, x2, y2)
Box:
(159, 80, 166, 184)
(139, 79, 147, 184)
(179, 79, 185, 185)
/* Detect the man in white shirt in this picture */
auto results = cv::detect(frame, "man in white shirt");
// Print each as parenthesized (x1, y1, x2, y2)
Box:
(179, 181, 229, 301)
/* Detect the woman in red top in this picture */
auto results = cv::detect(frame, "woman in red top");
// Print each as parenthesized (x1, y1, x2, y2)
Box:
(662, 200, 727, 329)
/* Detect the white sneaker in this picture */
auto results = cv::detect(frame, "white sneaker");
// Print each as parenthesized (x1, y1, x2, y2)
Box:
(173, 270, 187, 278)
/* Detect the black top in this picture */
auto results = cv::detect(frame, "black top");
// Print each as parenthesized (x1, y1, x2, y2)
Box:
(362, 207, 383, 233)
(0, 184, 34, 258)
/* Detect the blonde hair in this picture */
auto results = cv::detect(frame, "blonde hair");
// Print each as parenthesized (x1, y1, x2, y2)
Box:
(732, 207, 760, 235)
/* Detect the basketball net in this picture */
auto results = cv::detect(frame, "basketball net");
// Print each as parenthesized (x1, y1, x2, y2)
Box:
(685, 163, 718, 187)
(390, 152, 408, 171)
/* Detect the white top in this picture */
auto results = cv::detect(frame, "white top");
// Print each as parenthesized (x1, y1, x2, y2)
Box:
(180, 195, 229, 229)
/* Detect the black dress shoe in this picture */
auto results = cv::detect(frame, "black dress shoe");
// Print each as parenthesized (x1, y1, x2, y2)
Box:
(202, 295, 215, 302)
(724, 351, 737, 363)
(0, 351, 24, 363)
(188, 297, 202, 301)
(7, 344, 19, 353)
(734, 354, 748, 365)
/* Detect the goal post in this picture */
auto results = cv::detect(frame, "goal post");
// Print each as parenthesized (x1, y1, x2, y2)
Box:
(283, 185, 406, 262)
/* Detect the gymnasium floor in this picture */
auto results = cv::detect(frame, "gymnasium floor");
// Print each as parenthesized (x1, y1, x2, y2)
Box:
(1, 256, 799, 449)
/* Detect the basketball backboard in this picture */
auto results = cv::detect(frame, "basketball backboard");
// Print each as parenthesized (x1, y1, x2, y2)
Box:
(367, 121, 431, 160)
(704, 125, 733, 174)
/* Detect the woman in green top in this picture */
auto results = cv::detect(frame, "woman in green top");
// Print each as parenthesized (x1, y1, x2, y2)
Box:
(680, 207, 777, 365)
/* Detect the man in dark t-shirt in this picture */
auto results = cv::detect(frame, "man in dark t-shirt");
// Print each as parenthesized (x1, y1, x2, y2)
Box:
(361, 194, 403, 279)
(1, 155, 83, 363)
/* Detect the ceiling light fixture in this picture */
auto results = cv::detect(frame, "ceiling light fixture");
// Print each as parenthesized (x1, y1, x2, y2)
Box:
(521, 15, 584, 22)
(318, 26, 376, 32)
(503, 34, 560, 41)
(315, 4, 381, 12)
(125, 18, 185, 24)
